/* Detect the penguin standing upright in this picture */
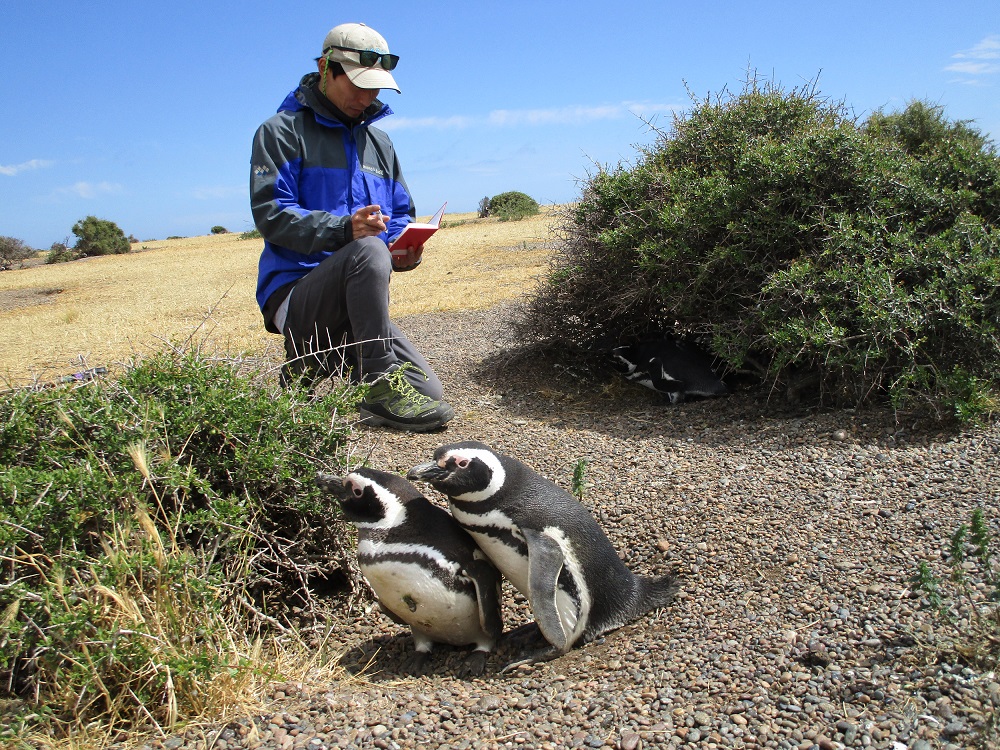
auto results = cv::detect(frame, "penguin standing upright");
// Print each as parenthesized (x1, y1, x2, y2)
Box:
(317, 467, 503, 675)
(407, 442, 678, 665)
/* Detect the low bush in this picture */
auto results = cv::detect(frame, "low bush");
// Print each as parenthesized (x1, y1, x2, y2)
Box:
(911, 507, 1000, 670)
(45, 240, 74, 264)
(239, 228, 262, 240)
(211, 225, 229, 235)
(488, 191, 540, 221)
(0, 351, 358, 736)
(72, 216, 131, 257)
(513, 76, 1000, 420)
(0, 236, 35, 270)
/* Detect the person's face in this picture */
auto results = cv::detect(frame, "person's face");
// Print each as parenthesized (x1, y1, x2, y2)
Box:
(318, 60, 380, 119)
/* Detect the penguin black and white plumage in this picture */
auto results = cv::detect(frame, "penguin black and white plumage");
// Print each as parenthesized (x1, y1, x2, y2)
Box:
(611, 338, 727, 403)
(316, 467, 503, 676)
(407, 442, 678, 666)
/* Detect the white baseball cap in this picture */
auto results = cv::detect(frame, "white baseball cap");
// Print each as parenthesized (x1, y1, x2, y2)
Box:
(321, 23, 400, 93)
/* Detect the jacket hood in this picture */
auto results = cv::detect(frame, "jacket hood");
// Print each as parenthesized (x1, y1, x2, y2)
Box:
(277, 72, 392, 127)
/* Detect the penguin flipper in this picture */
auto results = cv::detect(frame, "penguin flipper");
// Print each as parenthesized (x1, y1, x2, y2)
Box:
(522, 527, 572, 653)
(463, 558, 503, 642)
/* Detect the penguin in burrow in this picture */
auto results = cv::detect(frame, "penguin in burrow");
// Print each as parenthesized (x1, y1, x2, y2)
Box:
(316, 467, 503, 676)
(407, 441, 678, 668)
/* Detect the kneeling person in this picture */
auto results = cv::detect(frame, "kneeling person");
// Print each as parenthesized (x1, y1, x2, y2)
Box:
(250, 21, 453, 432)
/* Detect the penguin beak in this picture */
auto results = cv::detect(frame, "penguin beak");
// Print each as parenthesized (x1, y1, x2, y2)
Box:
(316, 472, 346, 493)
(407, 461, 447, 482)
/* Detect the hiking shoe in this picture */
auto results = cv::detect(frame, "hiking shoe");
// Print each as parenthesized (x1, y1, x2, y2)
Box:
(359, 375, 455, 432)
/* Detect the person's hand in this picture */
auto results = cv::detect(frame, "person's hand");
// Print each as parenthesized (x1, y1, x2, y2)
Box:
(352, 204, 388, 239)
(391, 243, 424, 271)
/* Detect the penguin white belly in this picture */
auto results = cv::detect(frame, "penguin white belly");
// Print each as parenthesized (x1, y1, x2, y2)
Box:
(470, 532, 530, 595)
(360, 560, 486, 647)
(450, 506, 531, 594)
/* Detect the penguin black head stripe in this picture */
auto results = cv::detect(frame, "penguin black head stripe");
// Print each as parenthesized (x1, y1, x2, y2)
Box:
(409, 442, 678, 667)
(317, 467, 503, 676)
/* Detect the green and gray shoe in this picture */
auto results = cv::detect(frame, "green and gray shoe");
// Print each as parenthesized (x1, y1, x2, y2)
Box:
(359, 373, 455, 432)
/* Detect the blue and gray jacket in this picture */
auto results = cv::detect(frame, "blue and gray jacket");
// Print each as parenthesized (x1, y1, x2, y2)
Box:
(251, 73, 415, 331)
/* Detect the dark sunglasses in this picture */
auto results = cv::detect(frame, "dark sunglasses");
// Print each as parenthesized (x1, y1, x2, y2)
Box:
(325, 45, 399, 71)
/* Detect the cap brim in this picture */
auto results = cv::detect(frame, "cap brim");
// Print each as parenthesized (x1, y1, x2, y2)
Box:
(344, 64, 400, 93)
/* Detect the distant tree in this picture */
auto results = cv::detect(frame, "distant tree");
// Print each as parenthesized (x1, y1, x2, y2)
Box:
(72, 216, 130, 257)
(488, 191, 540, 221)
(0, 235, 35, 271)
(211, 225, 229, 235)
(46, 239, 75, 264)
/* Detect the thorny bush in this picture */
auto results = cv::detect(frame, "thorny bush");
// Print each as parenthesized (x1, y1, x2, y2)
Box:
(513, 76, 1000, 421)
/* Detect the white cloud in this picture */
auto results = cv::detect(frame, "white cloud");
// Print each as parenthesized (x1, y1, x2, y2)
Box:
(488, 104, 624, 127)
(57, 181, 123, 199)
(947, 35, 1000, 81)
(945, 61, 1000, 75)
(953, 34, 1000, 61)
(385, 101, 680, 132)
(0, 158, 54, 176)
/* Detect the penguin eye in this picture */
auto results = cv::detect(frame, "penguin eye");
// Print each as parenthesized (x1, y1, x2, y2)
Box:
(352, 486, 364, 498)
(455, 457, 470, 469)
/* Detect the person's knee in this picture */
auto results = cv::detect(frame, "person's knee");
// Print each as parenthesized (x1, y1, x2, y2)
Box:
(351, 236, 392, 279)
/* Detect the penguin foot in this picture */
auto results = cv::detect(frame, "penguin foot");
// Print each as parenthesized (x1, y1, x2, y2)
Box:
(500, 645, 561, 674)
(400, 651, 431, 676)
(458, 650, 490, 678)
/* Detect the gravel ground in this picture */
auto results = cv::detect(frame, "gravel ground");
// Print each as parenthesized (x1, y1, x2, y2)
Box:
(157, 306, 999, 750)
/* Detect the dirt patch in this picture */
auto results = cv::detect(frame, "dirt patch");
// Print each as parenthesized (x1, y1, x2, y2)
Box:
(0, 287, 62, 313)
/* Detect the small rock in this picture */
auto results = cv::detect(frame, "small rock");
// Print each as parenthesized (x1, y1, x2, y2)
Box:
(620, 733, 641, 750)
(942, 720, 966, 737)
(836, 720, 858, 744)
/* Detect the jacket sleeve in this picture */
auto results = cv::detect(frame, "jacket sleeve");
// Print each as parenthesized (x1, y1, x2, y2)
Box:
(250, 116, 352, 255)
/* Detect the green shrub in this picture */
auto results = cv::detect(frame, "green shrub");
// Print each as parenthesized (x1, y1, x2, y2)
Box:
(72, 216, 131, 257)
(489, 191, 540, 221)
(211, 225, 229, 235)
(0, 351, 358, 735)
(514, 76, 1000, 420)
(45, 240, 74, 264)
(0, 236, 35, 270)
(911, 507, 1000, 668)
(239, 228, 262, 240)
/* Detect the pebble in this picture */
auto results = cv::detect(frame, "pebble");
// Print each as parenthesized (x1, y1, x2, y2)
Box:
(139, 307, 1000, 750)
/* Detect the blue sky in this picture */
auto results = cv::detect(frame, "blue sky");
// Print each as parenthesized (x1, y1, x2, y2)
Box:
(2, 1, 998, 249)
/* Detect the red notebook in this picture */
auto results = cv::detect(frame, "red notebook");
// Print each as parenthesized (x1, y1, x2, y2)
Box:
(389, 202, 447, 255)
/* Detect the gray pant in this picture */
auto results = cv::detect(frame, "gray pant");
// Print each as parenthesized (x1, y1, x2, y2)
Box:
(280, 236, 443, 398)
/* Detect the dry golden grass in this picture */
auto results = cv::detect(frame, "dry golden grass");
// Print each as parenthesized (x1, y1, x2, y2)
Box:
(0, 207, 559, 387)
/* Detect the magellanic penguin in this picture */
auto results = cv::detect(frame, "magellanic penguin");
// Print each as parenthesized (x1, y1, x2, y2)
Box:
(611, 338, 727, 404)
(316, 467, 503, 676)
(407, 442, 678, 666)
